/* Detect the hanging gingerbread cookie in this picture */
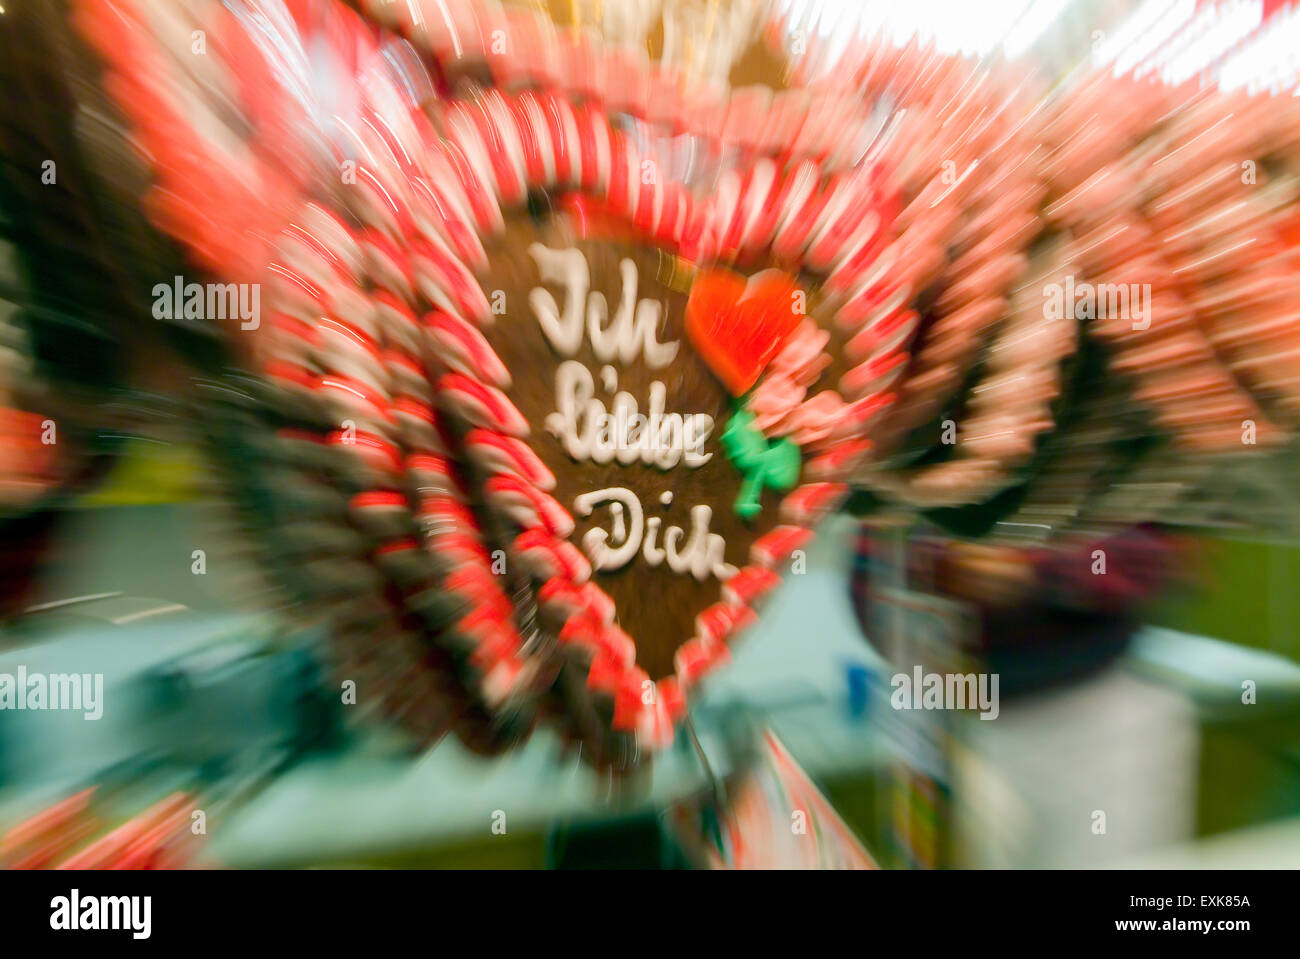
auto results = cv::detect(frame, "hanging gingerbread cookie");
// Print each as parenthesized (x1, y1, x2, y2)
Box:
(70, 0, 542, 747)
(68, 0, 908, 762)
(421, 82, 904, 764)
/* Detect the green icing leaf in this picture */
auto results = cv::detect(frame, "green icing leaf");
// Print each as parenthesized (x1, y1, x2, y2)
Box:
(763, 438, 801, 490)
(721, 406, 803, 520)
(735, 473, 764, 520)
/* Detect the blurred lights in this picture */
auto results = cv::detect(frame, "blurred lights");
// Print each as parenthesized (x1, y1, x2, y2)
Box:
(1220, 3, 1300, 93)
(1098, 0, 1277, 89)
(1159, 0, 1258, 85)
(1095, 0, 1197, 75)
(1148, 0, 1262, 86)
(782, 0, 1292, 86)
(1002, 0, 1076, 59)
(778, 0, 1079, 61)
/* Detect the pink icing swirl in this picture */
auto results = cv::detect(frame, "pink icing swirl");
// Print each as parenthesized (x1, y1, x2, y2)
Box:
(748, 319, 841, 447)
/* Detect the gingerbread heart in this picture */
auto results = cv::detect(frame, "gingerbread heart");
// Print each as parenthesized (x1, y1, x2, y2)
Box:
(73, 0, 911, 760)
(72, 0, 546, 745)
(426, 89, 908, 757)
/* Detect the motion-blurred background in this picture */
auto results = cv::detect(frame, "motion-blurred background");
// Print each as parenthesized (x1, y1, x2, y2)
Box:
(2, 0, 1300, 868)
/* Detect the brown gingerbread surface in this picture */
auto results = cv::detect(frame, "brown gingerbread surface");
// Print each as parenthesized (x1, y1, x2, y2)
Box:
(474, 208, 846, 679)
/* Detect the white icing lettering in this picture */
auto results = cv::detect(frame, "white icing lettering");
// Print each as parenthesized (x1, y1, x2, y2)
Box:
(545, 361, 714, 469)
(574, 487, 643, 571)
(575, 488, 736, 582)
(528, 247, 735, 584)
(527, 243, 589, 356)
(643, 516, 665, 565)
(528, 245, 679, 368)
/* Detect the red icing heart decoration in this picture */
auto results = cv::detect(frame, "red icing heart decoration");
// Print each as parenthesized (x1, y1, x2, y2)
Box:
(686, 269, 803, 397)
